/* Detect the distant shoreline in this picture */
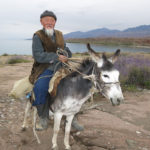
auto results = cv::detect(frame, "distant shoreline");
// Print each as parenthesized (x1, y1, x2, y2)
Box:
(65, 37, 150, 49)
(134, 45, 150, 49)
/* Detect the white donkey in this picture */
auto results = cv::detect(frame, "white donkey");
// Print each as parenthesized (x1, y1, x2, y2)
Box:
(50, 43, 124, 150)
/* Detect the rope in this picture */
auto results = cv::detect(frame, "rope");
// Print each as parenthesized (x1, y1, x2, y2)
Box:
(56, 48, 68, 57)
(56, 49, 95, 81)
(57, 48, 85, 63)
(62, 61, 88, 77)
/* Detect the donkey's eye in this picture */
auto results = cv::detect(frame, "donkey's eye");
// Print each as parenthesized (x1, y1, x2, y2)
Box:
(103, 75, 109, 78)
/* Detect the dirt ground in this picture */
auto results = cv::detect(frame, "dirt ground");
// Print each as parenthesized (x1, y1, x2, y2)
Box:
(0, 61, 150, 150)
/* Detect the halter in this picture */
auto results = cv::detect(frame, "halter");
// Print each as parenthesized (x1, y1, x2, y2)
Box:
(91, 64, 120, 93)
(97, 80, 120, 90)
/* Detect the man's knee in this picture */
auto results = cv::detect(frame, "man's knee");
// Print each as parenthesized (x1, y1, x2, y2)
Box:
(34, 80, 49, 92)
(34, 85, 45, 93)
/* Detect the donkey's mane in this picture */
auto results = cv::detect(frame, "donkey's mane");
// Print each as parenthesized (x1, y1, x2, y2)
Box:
(101, 59, 114, 71)
(78, 58, 94, 72)
(69, 58, 94, 77)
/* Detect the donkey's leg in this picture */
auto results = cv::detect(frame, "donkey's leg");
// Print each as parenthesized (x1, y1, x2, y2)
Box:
(49, 110, 54, 120)
(52, 112, 63, 150)
(90, 92, 94, 103)
(22, 100, 31, 130)
(64, 115, 74, 150)
(33, 107, 41, 144)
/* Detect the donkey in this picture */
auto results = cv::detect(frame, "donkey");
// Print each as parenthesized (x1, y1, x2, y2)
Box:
(50, 43, 124, 150)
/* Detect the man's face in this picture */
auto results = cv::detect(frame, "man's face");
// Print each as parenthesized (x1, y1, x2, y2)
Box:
(40, 16, 56, 29)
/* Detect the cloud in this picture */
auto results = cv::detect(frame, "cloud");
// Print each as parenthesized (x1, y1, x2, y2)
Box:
(0, 0, 150, 39)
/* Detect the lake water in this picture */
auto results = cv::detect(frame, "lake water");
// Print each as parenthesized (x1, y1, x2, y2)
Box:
(0, 39, 150, 55)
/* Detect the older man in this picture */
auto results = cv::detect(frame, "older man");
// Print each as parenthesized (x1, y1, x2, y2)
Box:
(29, 10, 83, 131)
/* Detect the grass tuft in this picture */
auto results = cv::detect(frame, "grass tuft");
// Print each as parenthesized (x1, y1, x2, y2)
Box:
(7, 57, 31, 64)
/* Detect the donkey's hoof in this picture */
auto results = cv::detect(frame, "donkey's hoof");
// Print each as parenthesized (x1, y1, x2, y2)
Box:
(21, 126, 28, 131)
(65, 146, 71, 150)
(52, 146, 58, 150)
(65, 148, 71, 150)
(21, 127, 26, 131)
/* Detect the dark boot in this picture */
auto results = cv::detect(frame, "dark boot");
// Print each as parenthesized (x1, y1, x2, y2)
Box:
(36, 117, 48, 131)
(72, 116, 84, 131)
(36, 103, 49, 130)
(35, 94, 50, 131)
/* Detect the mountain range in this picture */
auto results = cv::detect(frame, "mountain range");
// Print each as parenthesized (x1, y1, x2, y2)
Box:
(64, 25, 150, 39)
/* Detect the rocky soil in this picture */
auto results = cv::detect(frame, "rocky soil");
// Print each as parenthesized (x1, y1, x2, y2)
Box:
(0, 61, 150, 150)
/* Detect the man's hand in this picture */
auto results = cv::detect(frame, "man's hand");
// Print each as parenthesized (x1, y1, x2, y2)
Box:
(58, 55, 68, 63)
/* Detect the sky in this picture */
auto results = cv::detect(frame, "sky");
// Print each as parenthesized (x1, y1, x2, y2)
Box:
(0, 0, 150, 39)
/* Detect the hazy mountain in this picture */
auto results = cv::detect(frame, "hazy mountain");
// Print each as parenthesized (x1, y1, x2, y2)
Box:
(64, 25, 150, 39)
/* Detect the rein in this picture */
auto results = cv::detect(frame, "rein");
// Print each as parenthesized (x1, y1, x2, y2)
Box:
(103, 81, 120, 85)
(57, 49, 90, 78)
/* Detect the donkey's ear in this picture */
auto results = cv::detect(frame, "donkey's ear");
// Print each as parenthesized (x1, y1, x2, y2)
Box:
(102, 53, 107, 62)
(87, 43, 100, 62)
(108, 49, 120, 64)
(87, 43, 104, 67)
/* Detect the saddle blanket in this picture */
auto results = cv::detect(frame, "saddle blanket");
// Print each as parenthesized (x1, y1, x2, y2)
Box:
(9, 68, 70, 99)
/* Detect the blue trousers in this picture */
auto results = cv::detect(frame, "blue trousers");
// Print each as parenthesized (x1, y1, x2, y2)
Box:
(32, 69, 53, 106)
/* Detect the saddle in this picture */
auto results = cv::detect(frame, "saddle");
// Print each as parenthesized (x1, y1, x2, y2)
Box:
(49, 68, 70, 97)
(49, 59, 81, 97)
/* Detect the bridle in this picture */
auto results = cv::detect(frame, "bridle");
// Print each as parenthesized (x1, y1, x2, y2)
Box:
(91, 64, 120, 93)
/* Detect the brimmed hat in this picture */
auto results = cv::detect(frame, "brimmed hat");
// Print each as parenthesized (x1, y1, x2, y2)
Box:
(40, 10, 57, 21)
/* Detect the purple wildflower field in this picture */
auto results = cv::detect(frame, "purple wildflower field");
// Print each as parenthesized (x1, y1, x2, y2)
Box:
(114, 53, 150, 89)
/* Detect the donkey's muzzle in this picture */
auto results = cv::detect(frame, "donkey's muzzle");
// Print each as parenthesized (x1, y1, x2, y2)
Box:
(110, 97, 124, 106)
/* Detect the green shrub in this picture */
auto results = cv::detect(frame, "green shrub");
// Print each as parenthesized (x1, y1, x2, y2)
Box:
(2, 53, 9, 56)
(121, 84, 137, 92)
(7, 57, 30, 64)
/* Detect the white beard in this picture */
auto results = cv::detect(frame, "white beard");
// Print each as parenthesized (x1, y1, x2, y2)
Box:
(44, 28, 54, 37)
